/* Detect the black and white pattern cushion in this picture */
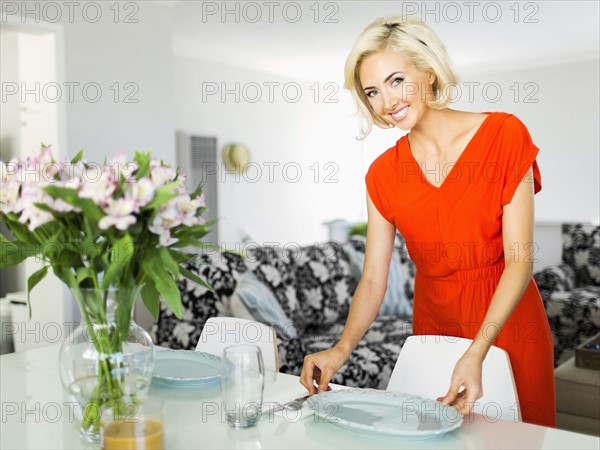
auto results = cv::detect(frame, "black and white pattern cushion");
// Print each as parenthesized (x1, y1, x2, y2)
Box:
(293, 242, 356, 330)
(345, 232, 416, 306)
(561, 223, 600, 286)
(544, 286, 600, 366)
(243, 245, 303, 330)
(534, 264, 577, 293)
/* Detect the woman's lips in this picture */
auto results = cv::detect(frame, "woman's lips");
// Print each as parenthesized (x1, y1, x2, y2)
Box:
(390, 105, 409, 121)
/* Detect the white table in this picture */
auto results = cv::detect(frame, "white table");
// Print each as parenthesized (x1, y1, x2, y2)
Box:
(1, 345, 599, 449)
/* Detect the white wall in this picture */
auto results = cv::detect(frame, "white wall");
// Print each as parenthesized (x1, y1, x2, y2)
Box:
(60, 3, 175, 164)
(454, 59, 600, 223)
(1, 2, 177, 334)
(175, 56, 599, 250)
(173, 56, 406, 248)
(0, 29, 24, 298)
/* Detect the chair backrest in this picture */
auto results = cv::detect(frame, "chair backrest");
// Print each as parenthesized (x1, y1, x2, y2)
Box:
(195, 317, 279, 372)
(387, 335, 521, 422)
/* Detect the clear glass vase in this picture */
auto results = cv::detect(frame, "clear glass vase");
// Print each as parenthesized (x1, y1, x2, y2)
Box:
(58, 286, 155, 443)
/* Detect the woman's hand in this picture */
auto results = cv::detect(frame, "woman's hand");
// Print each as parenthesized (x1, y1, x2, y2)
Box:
(300, 346, 348, 395)
(437, 350, 484, 415)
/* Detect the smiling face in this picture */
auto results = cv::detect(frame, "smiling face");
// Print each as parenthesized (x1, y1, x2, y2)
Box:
(358, 49, 436, 131)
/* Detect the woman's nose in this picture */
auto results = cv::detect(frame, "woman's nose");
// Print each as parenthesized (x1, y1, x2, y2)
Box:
(382, 91, 398, 112)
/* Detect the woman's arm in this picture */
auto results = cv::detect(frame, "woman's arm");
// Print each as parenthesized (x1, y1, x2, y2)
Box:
(440, 167, 536, 414)
(300, 192, 396, 393)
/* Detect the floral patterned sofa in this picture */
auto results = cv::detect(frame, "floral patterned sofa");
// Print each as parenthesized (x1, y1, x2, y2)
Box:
(151, 222, 600, 388)
(533, 223, 600, 367)
(151, 234, 415, 389)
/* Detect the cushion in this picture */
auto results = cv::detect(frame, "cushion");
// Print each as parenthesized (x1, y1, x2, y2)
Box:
(229, 270, 299, 339)
(561, 223, 600, 286)
(243, 245, 304, 330)
(343, 234, 414, 317)
(293, 242, 357, 330)
(545, 286, 600, 366)
(534, 264, 577, 292)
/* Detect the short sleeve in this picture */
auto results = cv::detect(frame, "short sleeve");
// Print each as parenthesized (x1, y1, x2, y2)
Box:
(365, 154, 393, 224)
(499, 115, 542, 206)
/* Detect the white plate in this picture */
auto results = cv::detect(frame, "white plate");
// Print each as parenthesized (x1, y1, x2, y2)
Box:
(308, 388, 463, 439)
(152, 350, 225, 387)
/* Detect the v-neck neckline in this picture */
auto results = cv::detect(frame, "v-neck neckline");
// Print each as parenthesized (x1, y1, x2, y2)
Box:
(405, 112, 493, 190)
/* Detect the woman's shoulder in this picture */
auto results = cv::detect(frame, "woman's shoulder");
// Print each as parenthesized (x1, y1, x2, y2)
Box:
(483, 111, 530, 130)
(456, 110, 533, 142)
(454, 110, 524, 124)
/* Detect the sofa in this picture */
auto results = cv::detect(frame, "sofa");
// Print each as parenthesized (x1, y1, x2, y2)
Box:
(152, 233, 415, 389)
(532, 223, 600, 436)
(533, 223, 600, 367)
(151, 223, 600, 389)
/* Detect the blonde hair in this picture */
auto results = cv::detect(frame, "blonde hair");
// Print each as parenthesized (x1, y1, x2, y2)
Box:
(344, 16, 458, 138)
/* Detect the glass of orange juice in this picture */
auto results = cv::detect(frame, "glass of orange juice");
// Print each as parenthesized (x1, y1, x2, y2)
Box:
(101, 398, 164, 450)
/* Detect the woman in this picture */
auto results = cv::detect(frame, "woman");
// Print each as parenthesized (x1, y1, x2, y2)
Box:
(299, 16, 556, 427)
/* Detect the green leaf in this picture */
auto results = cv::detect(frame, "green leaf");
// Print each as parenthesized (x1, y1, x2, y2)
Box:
(76, 267, 95, 285)
(158, 247, 179, 278)
(134, 152, 151, 180)
(0, 241, 38, 268)
(31, 203, 55, 214)
(190, 183, 204, 198)
(176, 225, 209, 239)
(141, 250, 182, 319)
(165, 249, 188, 264)
(43, 186, 104, 224)
(52, 264, 77, 289)
(170, 236, 207, 249)
(101, 234, 134, 290)
(27, 266, 49, 319)
(4, 220, 37, 245)
(140, 280, 160, 320)
(71, 150, 84, 164)
(144, 182, 179, 211)
(179, 265, 214, 293)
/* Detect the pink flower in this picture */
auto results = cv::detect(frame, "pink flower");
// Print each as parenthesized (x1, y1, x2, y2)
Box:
(149, 204, 179, 246)
(98, 198, 137, 230)
(18, 182, 54, 231)
(126, 178, 155, 210)
(79, 170, 116, 205)
(149, 160, 176, 187)
(0, 179, 22, 215)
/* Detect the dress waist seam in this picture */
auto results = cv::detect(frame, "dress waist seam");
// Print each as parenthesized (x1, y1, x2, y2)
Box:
(417, 262, 505, 282)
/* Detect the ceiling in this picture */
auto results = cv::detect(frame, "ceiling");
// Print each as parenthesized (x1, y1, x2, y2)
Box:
(167, 1, 599, 81)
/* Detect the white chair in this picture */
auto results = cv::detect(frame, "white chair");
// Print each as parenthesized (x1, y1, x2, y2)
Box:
(387, 335, 521, 422)
(195, 317, 279, 372)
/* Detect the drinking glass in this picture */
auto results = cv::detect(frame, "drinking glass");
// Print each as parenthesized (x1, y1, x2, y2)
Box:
(220, 345, 265, 428)
(101, 397, 164, 450)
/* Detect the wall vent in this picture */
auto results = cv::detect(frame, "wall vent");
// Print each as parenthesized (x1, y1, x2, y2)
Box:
(176, 131, 218, 244)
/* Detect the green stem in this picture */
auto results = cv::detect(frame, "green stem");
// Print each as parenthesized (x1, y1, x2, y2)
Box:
(75, 281, 139, 435)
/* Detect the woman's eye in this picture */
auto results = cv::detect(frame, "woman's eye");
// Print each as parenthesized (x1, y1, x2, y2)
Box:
(366, 90, 378, 98)
(392, 77, 404, 86)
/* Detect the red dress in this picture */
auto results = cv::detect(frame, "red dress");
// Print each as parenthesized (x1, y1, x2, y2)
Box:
(366, 112, 556, 427)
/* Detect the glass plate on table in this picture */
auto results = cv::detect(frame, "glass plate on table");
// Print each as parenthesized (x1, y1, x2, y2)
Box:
(308, 388, 463, 439)
(152, 350, 226, 388)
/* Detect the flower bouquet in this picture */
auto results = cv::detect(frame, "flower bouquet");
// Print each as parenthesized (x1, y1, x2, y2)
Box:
(0, 146, 212, 440)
